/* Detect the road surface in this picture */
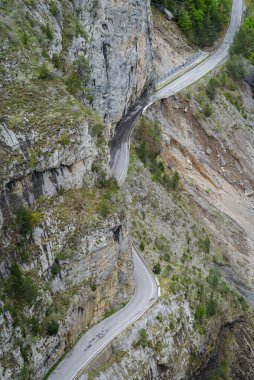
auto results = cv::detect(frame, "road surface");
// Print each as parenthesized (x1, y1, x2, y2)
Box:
(110, 0, 243, 184)
(48, 248, 158, 380)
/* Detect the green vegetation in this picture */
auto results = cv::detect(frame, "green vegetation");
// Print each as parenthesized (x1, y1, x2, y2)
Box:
(209, 357, 231, 380)
(134, 117, 181, 192)
(135, 117, 162, 165)
(46, 319, 59, 336)
(51, 260, 61, 276)
(65, 55, 92, 100)
(152, 262, 161, 274)
(103, 308, 116, 319)
(226, 56, 246, 81)
(152, 0, 232, 46)
(197, 236, 210, 253)
(133, 328, 149, 348)
(4, 264, 38, 307)
(230, 1, 254, 64)
(16, 206, 42, 236)
(139, 241, 145, 251)
(38, 62, 54, 80)
(58, 132, 70, 147)
(206, 77, 219, 100)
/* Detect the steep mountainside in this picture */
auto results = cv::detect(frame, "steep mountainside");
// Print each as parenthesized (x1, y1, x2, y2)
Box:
(0, 0, 152, 378)
(83, 68, 254, 380)
(1, 1, 254, 380)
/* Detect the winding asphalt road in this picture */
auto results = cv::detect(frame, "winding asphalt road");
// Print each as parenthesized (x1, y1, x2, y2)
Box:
(110, 0, 243, 184)
(48, 248, 158, 380)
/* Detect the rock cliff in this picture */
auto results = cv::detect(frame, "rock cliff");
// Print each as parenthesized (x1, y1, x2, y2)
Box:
(0, 0, 151, 377)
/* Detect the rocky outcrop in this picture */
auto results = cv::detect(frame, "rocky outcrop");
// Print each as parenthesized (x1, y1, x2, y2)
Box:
(79, 0, 153, 129)
(18, 0, 153, 130)
(0, 0, 150, 377)
(0, 214, 134, 379)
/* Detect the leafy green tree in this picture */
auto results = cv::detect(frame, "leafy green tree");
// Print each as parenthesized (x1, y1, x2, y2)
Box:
(226, 57, 246, 81)
(178, 7, 192, 35)
(152, 0, 232, 47)
(136, 118, 162, 163)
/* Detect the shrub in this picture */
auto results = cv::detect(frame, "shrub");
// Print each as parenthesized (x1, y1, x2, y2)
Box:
(45, 23, 54, 40)
(139, 241, 145, 251)
(168, 170, 180, 190)
(206, 77, 218, 100)
(51, 261, 61, 276)
(154, 340, 163, 352)
(20, 366, 30, 380)
(226, 56, 246, 81)
(16, 206, 42, 236)
(65, 56, 91, 97)
(16, 206, 33, 236)
(152, 262, 161, 275)
(91, 121, 104, 140)
(47, 319, 59, 336)
(203, 102, 213, 117)
(134, 328, 148, 348)
(197, 236, 210, 253)
(30, 316, 40, 335)
(98, 198, 110, 217)
(51, 3, 59, 17)
(104, 308, 116, 318)
(6, 264, 38, 306)
(58, 132, 69, 146)
(195, 304, 207, 322)
(38, 62, 53, 79)
(208, 269, 220, 289)
(207, 298, 217, 316)
(52, 53, 61, 69)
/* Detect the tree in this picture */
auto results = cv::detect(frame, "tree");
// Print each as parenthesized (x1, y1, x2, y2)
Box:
(178, 7, 192, 35)
(16, 206, 33, 236)
(226, 56, 246, 81)
(206, 77, 218, 100)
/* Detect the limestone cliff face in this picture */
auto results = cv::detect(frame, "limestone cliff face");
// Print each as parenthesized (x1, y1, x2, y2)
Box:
(72, 0, 153, 129)
(0, 213, 134, 379)
(0, 0, 153, 236)
(90, 0, 153, 127)
(0, 0, 147, 378)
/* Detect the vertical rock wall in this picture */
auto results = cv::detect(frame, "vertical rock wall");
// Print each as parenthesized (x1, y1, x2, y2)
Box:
(75, 0, 153, 129)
